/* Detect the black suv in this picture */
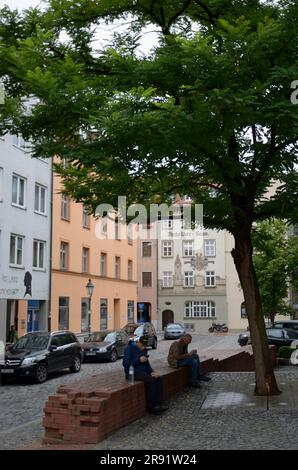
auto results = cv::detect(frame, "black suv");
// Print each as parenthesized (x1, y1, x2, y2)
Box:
(1, 331, 82, 384)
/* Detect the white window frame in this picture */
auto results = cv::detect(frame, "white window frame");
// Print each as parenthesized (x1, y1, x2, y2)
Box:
(163, 272, 173, 288)
(205, 271, 216, 287)
(83, 206, 90, 229)
(115, 256, 121, 279)
(12, 174, 26, 209)
(184, 271, 194, 287)
(128, 260, 133, 281)
(12, 134, 27, 150)
(100, 253, 107, 276)
(82, 247, 89, 273)
(142, 241, 152, 257)
(9, 234, 24, 267)
(184, 301, 216, 318)
(162, 241, 173, 257)
(60, 242, 69, 270)
(34, 183, 47, 215)
(142, 272, 152, 288)
(183, 240, 194, 257)
(33, 239, 46, 270)
(61, 193, 70, 220)
(204, 239, 216, 257)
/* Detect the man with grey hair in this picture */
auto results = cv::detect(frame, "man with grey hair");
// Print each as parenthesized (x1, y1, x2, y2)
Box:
(167, 334, 211, 388)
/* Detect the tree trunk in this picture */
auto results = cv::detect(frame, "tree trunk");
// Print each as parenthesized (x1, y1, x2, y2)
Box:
(232, 234, 281, 396)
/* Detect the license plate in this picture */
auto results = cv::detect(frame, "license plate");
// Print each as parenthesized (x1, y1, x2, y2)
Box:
(1, 369, 14, 374)
(86, 352, 96, 356)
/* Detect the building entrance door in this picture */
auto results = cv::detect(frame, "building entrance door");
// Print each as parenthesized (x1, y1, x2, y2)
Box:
(162, 310, 174, 329)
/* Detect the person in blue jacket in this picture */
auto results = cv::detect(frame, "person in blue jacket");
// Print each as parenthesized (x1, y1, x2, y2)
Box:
(122, 336, 168, 415)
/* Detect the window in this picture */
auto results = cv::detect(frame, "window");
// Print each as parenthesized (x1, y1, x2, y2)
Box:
(205, 271, 216, 287)
(184, 271, 194, 287)
(33, 240, 46, 269)
(62, 157, 70, 169)
(60, 242, 69, 270)
(142, 241, 152, 257)
(34, 184, 46, 215)
(162, 241, 173, 257)
(81, 298, 89, 333)
(163, 272, 173, 288)
(183, 240, 194, 257)
(115, 223, 120, 240)
(128, 301, 134, 323)
(61, 193, 70, 220)
(128, 260, 133, 281)
(115, 256, 121, 279)
(142, 272, 152, 287)
(0, 167, 3, 202)
(12, 174, 26, 208)
(13, 134, 27, 149)
(185, 301, 216, 318)
(241, 302, 247, 319)
(9, 234, 24, 266)
(100, 299, 108, 330)
(58, 297, 69, 330)
(127, 224, 133, 245)
(184, 195, 192, 202)
(83, 206, 90, 228)
(82, 247, 90, 273)
(100, 253, 107, 276)
(204, 239, 216, 257)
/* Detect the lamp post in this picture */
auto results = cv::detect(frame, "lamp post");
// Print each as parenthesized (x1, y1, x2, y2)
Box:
(86, 279, 94, 334)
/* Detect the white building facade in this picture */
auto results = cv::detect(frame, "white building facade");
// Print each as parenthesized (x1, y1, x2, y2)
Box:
(157, 215, 246, 333)
(0, 134, 52, 343)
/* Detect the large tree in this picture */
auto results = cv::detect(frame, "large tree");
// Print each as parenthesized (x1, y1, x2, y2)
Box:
(0, 0, 297, 395)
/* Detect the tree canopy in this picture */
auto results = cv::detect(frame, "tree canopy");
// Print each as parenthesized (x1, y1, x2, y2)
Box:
(0, 0, 297, 395)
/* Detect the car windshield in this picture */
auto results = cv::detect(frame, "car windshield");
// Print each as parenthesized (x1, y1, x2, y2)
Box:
(104, 332, 116, 342)
(86, 332, 108, 343)
(12, 334, 49, 351)
(167, 324, 183, 330)
(134, 326, 143, 336)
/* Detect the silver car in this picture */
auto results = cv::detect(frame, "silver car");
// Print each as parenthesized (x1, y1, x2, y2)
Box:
(164, 323, 186, 340)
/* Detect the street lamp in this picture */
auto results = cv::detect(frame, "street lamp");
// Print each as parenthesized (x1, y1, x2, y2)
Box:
(86, 279, 94, 333)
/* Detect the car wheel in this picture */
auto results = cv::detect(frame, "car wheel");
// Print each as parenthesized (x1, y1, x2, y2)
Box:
(34, 363, 48, 384)
(152, 337, 157, 349)
(110, 349, 118, 362)
(70, 354, 81, 373)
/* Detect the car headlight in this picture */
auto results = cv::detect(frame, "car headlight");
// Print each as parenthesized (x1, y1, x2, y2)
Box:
(21, 357, 37, 366)
(99, 347, 107, 352)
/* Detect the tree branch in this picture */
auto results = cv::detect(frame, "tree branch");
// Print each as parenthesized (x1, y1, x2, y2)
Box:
(193, 0, 217, 27)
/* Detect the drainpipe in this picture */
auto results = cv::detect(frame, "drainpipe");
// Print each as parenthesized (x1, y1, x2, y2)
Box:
(47, 158, 54, 332)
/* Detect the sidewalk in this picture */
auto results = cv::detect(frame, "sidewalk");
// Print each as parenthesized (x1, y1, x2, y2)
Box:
(16, 365, 298, 451)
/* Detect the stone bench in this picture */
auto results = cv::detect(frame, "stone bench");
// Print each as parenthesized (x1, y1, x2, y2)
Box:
(42, 348, 276, 445)
(42, 358, 214, 445)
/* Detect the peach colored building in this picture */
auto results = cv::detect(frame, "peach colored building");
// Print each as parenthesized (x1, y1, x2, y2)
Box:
(51, 174, 137, 334)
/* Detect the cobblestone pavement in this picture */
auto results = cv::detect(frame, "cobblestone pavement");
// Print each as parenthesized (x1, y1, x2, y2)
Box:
(0, 333, 243, 450)
(94, 367, 298, 451)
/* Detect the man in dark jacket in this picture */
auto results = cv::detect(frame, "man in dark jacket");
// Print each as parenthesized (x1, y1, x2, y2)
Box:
(123, 336, 168, 415)
(168, 334, 211, 387)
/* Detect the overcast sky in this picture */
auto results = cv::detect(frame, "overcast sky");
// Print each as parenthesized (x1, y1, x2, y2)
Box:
(0, 0, 157, 54)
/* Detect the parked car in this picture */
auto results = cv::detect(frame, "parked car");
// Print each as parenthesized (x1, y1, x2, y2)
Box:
(1, 331, 82, 384)
(273, 320, 298, 331)
(131, 322, 158, 349)
(82, 329, 129, 362)
(75, 333, 91, 344)
(238, 327, 298, 348)
(164, 323, 186, 340)
(121, 323, 139, 336)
